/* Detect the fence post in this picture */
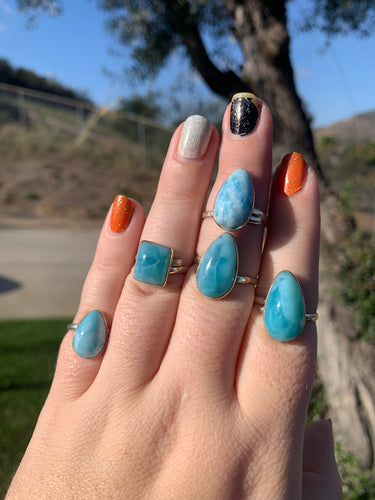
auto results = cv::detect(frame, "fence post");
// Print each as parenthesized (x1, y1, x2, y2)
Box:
(137, 120, 147, 164)
(17, 90, 28, 128)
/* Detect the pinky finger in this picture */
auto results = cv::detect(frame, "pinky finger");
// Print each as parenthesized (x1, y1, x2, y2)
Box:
(49, 195, 144, 402)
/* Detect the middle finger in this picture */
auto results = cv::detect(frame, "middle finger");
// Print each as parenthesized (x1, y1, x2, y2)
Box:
(164, 94, 273, 394)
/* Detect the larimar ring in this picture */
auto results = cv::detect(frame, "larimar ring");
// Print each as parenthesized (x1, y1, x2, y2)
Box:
(196, 233, 258, 299)
(202, 169, 267, 230)
(68, 310, 108, 359)
(254, 270, 318, 342)
(134, 240, 188, 287)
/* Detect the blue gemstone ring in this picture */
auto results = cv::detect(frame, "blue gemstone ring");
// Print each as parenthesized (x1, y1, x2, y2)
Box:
(195, 233, 258, 299)
(202, 169, 267, 231)
(134, 240, 188, 287)
(68, 310, 108, 359)
(254, 271, 318, 342)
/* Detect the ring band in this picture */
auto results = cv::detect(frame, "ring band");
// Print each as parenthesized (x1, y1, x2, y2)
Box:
(254, 296, 318, 322)
(194, 256, 257, 286)
(203, 169, 267, 231)
(255, 271, 318, 342)
(67, 322, 79, 331)
(134, 240, 188, 287)
(196, 233, 258, 299)
(202, 207, 267, 226)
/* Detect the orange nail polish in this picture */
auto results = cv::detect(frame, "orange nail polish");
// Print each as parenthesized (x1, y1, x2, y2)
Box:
(279, 152, 307, 196)
(110, 195, 133, 232)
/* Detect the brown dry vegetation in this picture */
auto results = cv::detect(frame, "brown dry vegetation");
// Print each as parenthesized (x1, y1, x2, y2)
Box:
(0, 118, 171, 228)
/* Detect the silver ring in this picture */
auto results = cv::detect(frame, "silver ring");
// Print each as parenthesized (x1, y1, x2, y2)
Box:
(254, 296, 318, 322)
(67, 322, 79, 331)
(134, 240, 188, 287)
(255, 270, 318, 342)
(202, 169, 267, 231)
(195, 233, 258, 299)
(202, 207, 266, 226)
(194, 255, 257, 286)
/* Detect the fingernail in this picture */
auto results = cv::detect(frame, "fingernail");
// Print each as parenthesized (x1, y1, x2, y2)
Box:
(230, 92, 261, 136)
(279, 152, 308, 196)
(72, 310, 108, 359)
(177, 115, 212, 159)
(110, 195, 133, 232)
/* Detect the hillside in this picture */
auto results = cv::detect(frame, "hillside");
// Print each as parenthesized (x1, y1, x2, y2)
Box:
(0, 98, 374, 229)
(315, 110, 375, 143)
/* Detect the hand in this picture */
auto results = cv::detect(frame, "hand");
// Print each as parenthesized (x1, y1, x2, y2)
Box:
(7, 95, 341, 499)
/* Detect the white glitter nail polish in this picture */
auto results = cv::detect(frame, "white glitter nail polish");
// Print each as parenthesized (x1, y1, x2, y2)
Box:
(177, 115, 212, 159)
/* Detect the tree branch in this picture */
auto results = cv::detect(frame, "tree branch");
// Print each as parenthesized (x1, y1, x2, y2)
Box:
(164, 0, 247, 99)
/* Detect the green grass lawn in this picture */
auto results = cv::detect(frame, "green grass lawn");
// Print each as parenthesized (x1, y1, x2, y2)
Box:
(0, 318, 67, 497)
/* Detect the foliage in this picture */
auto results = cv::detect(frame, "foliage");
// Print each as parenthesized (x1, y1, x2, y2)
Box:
(0, 58, 90, 102)
(336, 442, 375, 499)
(118, 91, 163, 120)
(317, 137, 375, 213)
(16, 0, 375, 84)
(330, 227, 375, 341)
(302, 0, 375, 37)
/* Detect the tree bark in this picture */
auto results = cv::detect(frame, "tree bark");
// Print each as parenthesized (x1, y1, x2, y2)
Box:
(223, 0, 324, 179)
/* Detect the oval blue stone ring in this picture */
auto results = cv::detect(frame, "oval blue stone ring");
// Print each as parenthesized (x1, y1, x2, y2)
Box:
(202, 169, 267, 231)
(196, 233, 258, 299)
(254, 271, 318, 342)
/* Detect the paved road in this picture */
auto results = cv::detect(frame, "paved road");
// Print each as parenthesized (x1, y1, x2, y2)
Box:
(0, 228, 99, 319)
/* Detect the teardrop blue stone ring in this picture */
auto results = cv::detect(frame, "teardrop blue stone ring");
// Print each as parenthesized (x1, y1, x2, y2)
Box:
(254, 271, 318, 342)
(68, 310, 108, 359)
(202, 169, 266, 231)
(196, 233, 258, 299)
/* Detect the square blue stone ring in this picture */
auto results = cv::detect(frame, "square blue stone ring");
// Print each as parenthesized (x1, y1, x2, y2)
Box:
(134, 240, 189, 287)
(202, 169, 267, 231)
(254, 270, 318, 342)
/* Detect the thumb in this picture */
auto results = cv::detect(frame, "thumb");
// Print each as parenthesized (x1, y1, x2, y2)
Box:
(302, 419, 342, 499)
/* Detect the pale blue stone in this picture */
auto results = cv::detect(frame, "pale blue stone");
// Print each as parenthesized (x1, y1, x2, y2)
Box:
(197, 233, 238, 299)
(134, 241, 172, 286)
(214, 169, 254, 231)
(264, 271, 306, 342)
(73, 310, 107, 359)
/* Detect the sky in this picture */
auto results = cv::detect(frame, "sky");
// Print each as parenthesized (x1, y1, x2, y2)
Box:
(1, 0, 375, 128)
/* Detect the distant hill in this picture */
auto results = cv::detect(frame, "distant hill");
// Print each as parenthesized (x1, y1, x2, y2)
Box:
(315, 110, 375, 143)
(0, 58, 91, 104)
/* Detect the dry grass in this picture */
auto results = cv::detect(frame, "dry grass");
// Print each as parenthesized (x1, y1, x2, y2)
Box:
(0, 118, 171, 224)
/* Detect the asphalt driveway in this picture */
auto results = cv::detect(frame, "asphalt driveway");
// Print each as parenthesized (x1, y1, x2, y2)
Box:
(0, 228, 99, 319)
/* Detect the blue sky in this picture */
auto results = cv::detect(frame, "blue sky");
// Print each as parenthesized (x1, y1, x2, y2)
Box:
(1, 0, 375, 127)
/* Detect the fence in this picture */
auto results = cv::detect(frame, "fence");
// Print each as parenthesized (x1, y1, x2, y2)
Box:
(0, 82, 173, 154)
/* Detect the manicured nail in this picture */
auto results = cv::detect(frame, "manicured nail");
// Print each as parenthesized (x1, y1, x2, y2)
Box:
(177, 115, 212, 159)
(279, 152, 308, 196)
(110, 195, 133, 232)
(72, 310, 108, 359)
(230, 92, 261, 136)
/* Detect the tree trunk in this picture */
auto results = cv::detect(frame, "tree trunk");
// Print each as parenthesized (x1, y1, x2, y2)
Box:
(220, 0, 375, 470)
(223, 0, 324, 179)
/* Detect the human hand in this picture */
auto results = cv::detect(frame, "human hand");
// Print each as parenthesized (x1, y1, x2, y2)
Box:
(7, 95, 341, 499)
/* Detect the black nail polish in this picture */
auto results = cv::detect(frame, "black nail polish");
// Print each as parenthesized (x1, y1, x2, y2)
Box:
(230, 93, 260, 136)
